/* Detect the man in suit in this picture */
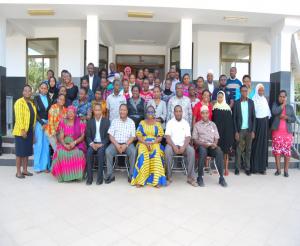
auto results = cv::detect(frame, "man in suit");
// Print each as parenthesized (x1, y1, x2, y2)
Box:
(233, 85, 256, 176)
(204, 69, 218, 95)
(84, 63, 101, 93)
(85, 103, 110, 185)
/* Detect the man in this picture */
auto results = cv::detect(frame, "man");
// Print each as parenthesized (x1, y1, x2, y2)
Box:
(204, 70, 218, 95)
(167, 83, 192, 126)
(100, 78, 112, 100)
(169, 68, 180, 92)
(106, 80, 126, 122)
(84, 62, 101, 93)
(107, 62, 119, 83)
(148, 73, 155, 90)
(43, 69, 54, 84)
(233, 85, 256, 176)
(57, 69, 68, 88)
(165, 105, 198, 187)
(143, 68, 149, 78)
(235, 75, 255, 101)
(154, 69, 160, 80)
(105, 104, 136, 183)
(85, 103, 110, 185)
(211, 74, 233, 107)
(192, 105, 228, 187)
(226, 67, 242, 102)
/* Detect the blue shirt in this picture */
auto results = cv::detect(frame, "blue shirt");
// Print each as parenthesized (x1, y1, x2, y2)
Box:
(235, 87, 255, 101)
(226, 78, 242, 101)
(241, 100, 249, 129)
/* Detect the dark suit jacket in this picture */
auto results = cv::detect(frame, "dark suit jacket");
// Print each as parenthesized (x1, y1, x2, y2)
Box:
(233, 98, 256, 133)
(34, 95, 51, 126)
(84, 74, 101, 93)
(85, 117, 110, 146)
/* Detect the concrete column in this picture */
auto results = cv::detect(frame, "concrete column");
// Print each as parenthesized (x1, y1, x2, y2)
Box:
(0, 17, 6, 135)
(86, 15, 99, 69)
(180, 18, 193, 80)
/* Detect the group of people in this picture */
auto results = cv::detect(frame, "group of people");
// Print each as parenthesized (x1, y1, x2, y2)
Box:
(12, 62, 297, 188)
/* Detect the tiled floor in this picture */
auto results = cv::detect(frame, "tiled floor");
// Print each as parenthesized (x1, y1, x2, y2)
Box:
(0, 166, 300, 246)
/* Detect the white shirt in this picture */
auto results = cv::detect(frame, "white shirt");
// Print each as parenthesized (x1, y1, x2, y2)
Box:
(171, 79, 180, 92)
(106, 92, 127, 121)
(89, 75, 94, 91)
(208, 82, 214, 94)
(94, 117, 102, 143)
(165, 117, 191, 146)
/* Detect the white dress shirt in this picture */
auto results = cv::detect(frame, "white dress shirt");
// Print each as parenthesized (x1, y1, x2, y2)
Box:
(94, 117, 102, 143)
(89, 75, 94, 91)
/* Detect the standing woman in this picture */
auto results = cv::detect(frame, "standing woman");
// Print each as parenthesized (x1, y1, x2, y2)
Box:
(192, 89, 213, 126)
(271, 90, 296, 177)
(182, 73, 191, 97)
(188, 84, 200, 111)
(195, 76, 205, 101)
(13, 85, 37, 178)
(64, 71, 78, 103)
(33, 82, 51, 172)
(51, 106, 86, 182)
(127, 85, 145, 128)
(48, 77, 59, 103)
(251, 84, 271, 174)
(147, 86, 167, 128)
(161, 79, 174, 104)
(212, 91, 234, 176)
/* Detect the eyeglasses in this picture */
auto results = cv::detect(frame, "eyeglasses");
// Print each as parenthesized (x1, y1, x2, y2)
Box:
(147, 111, 155, 115)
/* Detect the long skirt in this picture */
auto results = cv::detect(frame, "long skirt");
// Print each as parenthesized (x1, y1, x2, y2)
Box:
(131, 143, 167, 187)
(33, 122, 50, 171)
(51, 136, 86, 182)
(250, 117, 269, 173)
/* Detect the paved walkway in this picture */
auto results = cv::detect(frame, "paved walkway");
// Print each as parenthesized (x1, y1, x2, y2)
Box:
(0, 167, 300, 246)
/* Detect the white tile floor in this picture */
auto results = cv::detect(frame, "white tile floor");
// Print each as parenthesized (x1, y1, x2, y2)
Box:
(0, 166, 300, 246)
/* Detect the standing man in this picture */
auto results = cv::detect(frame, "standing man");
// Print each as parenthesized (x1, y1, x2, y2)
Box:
(211, 74, 233, 106)
(167, 83, 192, 126)
(226, 67, 242, 103)
(107, 62, 119, 83)
(204, 70, 218, 95)
(233, 85, 256, 176)
(165, 105, 198, 187)
(235, 75, 255, 101)
(84, 63, 101, 93)
(169, 68, 180, 92)
(85, 103, 110, 185)
(106, 80, 126, 122)
(105, 104, 136, 183)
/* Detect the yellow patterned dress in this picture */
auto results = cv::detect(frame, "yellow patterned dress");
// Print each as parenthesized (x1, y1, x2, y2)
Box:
(131, 120, 167, 187)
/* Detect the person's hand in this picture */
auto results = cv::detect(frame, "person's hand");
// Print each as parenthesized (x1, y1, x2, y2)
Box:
(178, 146, 185, 154)
(116, 143, 123, 154)
(95, 143, 103, 150)
(21, 130, 27, 138)
(251, 132, 255, 139)
(235, 133, 240, 142)
(91, 143, 97, 151)
(173, 145, 180, 155)
(146, 143, 152, 151)
(69, 142, 76, 149)
(120, 144, 128, 153)
(42, 124, 47, 130)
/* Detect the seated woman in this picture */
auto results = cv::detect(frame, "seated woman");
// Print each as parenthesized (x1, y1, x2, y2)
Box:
(80, 77, 94, 102)
(192, 89, 213, 126)
(72, 87, 92, 121)
(51, 106, 86, 182)
(131, 105, 167, 188)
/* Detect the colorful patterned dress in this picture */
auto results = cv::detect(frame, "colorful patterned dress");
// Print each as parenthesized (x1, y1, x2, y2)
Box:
(51, 118, 87, 182)
(131, 120, 167, 187)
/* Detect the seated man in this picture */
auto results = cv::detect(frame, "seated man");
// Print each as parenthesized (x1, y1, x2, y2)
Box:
(85, 103, 110, 185)
(192, 105, 227, 187)
(105, 104, 136, 183)
(165, 105, 198, 187)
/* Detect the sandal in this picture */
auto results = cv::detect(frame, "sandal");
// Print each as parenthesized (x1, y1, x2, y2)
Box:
(187, 179, 198, 187)
(22, 171, 33, 176)
(16, 173, 25, 179)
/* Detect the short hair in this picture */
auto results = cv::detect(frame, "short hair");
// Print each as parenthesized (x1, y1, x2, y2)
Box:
(47, 69, 54, 75)
(175, 83, 183, 89)
(92, 102, 102, 110)
(143, 78, 150, 83)
(242, 75, 251, 81)
(131, 85, 140, 92)
(80, 87, 88, 94)
(202, 89, 210, 96)
(119, 103, 128, 110)
(146, 105, 155, 112)
(61, 69, 68, 74)
(240, 85, 248, 91)
(95, 88, 102, 93)
(87, 62, 94, 67)
(113, 79, 121, 86)
(230, 66, 237, 71)
(174, 105, 182, 112)
(153, 86, 161, 92)
(182, 73, 190, 80)
(279, 90, 287, 96)
(219, 74, 227, 81)
(39, 81, 48, 88)
(197, 76, 204, 81)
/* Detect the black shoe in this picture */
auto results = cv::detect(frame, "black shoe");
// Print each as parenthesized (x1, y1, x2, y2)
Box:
(96, 179, 103, 185)
(284, 171, 289, 177)
(245, 170, 251, 176)
(105, 176, 115, 184)
(219, 177, 228, 187)
(234, 169, 240, 175)
(274, 170, 281, 176)
(86, 180, 92, 185)
(197, 177, 205, 187)
(128, 177, 132, 183)
(260, 170, 266, 175)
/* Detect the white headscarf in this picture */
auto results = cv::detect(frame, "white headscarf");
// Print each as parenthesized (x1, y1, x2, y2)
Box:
(252, 84, 271, 119)
(213, 91, 231, 112)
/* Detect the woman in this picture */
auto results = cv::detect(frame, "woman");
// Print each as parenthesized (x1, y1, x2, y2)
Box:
(129, 73, 136, 89)
(136, 69, 144, 88)
(192, 89, 213, 126)
(127, 85, 145, 128)
(99, 68, 107, 79)
(64, 71, 78, 103)
(154, 78, 161, 88)
(33, 82, 51, 173)
(188, 84, 200, 111)
(140, 78, 153, 104)
(271, 90, 296, 177)
(13, 85, 37, 179)
(131, 105, 167, 188)
(121, 79, 132, 100)
(147, 86, 167, 128)
(182, 73, 191, 97)
(195, 76, 205, 101)
(48, 77, 59, 103)
(161, 79, 174, 104)
(91, 89, 107, 117)
(212, 91, 234, 176)
(123, 66, 131, 81)
(53, 86, 72, 107)
(45, 94, 67, 151)
(51, 106, 86, 182)
(72, 87, 92, 121)
(250, 84, 271, 174)
(80, 77, 94, 102)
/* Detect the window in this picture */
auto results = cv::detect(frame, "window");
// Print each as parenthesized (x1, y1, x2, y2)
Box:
(220, 42, 251, 80)
(84, 41, 109, 73)
(26, 38, 58, 93)
(170, 45, 194, 78)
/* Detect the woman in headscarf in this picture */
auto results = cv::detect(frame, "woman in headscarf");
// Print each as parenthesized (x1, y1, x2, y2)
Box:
(47, 77, 59, 104)
(251, 84, 271, 174)
(212, 91, 234, 176)
(51, 105, 87, 182)
(123, 66, 132, 81)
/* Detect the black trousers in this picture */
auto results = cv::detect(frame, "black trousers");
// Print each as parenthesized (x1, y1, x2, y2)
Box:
(198, 146, 224, 178)
(86, 144, 105, 182)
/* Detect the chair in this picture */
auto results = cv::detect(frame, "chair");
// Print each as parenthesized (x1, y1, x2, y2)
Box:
(203, 157, 220, 176)
(113, 154, 130, 178)
(171, 155, 187, 175)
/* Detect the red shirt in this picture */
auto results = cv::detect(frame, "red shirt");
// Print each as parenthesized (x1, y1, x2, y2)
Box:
(140, 90, 153, 104)
(193, 101, 213, 123)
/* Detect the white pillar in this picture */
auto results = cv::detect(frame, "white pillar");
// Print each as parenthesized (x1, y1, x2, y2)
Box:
(180, 18, 193, 74)
(0, 17, 6, 67)
(86, 15, 99, 67)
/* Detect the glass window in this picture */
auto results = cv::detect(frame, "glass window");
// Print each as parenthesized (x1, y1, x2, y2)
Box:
(26, 38, 58, 93)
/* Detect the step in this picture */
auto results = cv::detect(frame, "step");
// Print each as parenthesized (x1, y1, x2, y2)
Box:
(0, 154, 33, 166)
(2, 136, 15, 144)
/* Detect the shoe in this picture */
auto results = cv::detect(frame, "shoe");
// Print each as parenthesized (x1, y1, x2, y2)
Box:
(260, 171, 266, 175)
(16, 173, 25, 179)
(245, 170, 251, 176)
(224, 169, 229, 176)
(187, 178, 198, 187)
(86, 180, 92, 185)
(284, 171, 289, 177)
(219, 177, 228, 187)
(128, 177, 132, 183)
(234, 169, 240, 175)
(105, 176, 115, 184)
(22, 171, 33, 176)
(197, 177, 205, 187)
(274, 170, 281, 176)
(96, 179, 103, 185)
